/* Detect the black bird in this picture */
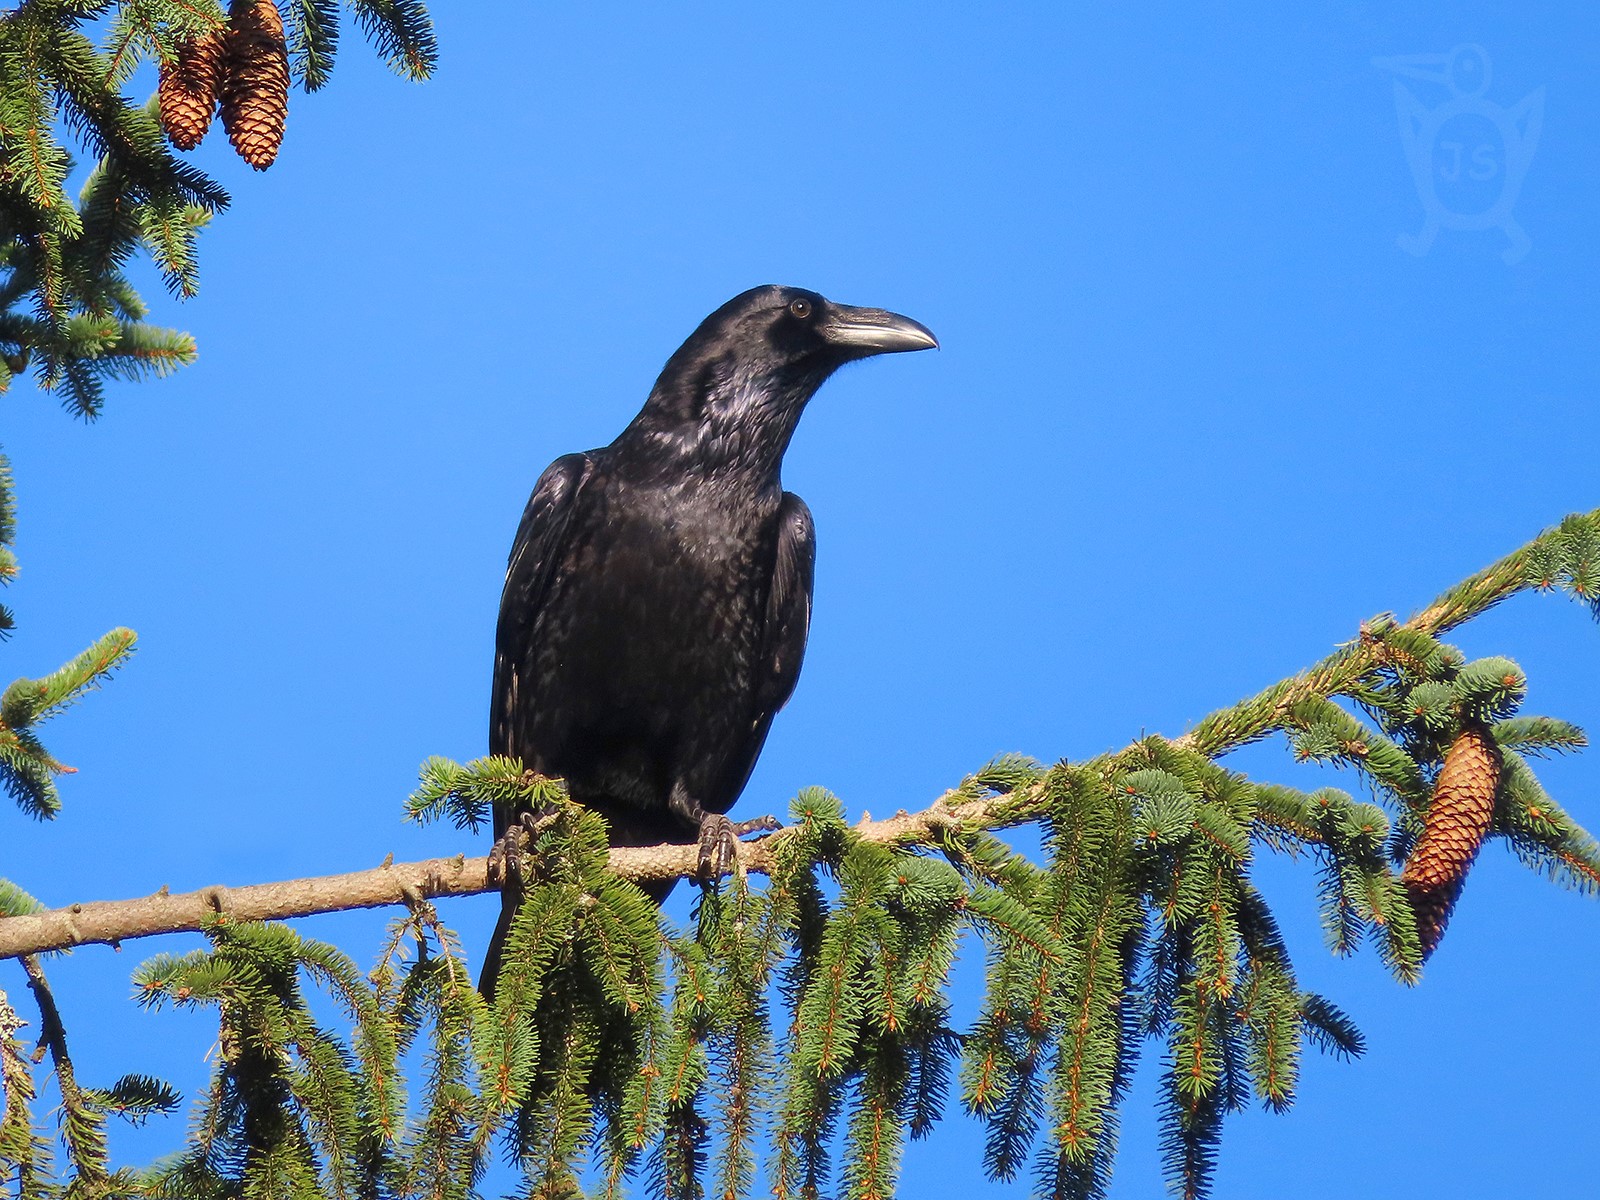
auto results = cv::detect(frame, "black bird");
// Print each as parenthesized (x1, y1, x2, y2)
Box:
(482, 284, 937, 994)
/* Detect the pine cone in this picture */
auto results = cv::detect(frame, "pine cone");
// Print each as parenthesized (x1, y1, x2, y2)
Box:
(157, 31, 226, 151)
(220, 0, 290, 170)
(1403, 723, 1501, 958)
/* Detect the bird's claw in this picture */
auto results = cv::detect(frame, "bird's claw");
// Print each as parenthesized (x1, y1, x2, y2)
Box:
(696, 815, 738, 883)
(695, 813, 782, 882)
(733, 814, 782, 838)
(486, 825, 524, 888)
(486, 809, 559, 886)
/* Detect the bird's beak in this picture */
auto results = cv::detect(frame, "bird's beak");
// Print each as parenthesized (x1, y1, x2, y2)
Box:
(821, 304, 939, 356)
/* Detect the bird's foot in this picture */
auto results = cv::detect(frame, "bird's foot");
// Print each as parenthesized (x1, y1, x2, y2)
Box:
(486, 808, 561, 886)
(695, 813, 783, 882)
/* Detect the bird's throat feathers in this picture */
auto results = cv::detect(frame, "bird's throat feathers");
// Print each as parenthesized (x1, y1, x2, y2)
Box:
(617, 350, 833, 486)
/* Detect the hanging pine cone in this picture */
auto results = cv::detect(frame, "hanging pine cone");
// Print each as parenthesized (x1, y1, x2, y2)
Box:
(157, 31, 226, 151)
(1402, 722, 1502, 958)
(220, 0, 290, 170)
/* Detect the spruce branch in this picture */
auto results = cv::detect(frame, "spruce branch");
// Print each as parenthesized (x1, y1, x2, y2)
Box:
(0, 0, 440, 418)
(3, 509, 1597, 964)
(1, 626, 137, 818)
(0, 515, 1594, 1200)
(0, 981, 49, 1190)
(19, 953, 112, 1188)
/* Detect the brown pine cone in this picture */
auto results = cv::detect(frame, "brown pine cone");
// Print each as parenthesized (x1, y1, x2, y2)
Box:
(220, 0, 290, 170)
(158, 31, 226, 151)
(1403, 723, 1502, 958)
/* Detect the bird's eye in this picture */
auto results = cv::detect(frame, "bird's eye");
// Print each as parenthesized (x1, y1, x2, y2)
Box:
(789, 298, 812, 319)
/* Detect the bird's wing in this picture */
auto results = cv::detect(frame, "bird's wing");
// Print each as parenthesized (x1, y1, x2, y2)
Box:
(755, 491, 816, 718)
(490, 451, 591, 837)
(482, 452, 591, 999)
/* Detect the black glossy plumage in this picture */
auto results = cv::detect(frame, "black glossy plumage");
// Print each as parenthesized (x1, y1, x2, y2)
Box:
(482, 285, 936, 993)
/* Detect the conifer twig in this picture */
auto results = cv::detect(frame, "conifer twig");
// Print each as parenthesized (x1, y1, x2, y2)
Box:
(20, 953, 108, 1184)
(0, 511, 1588, 962)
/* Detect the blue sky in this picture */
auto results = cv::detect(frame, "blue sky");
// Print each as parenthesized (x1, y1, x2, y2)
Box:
(5, 3, 1600, 1196)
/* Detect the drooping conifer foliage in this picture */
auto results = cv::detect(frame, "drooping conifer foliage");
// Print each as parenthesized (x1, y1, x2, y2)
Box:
(0, 0, 437, 876)
(0, 0, 435, 414)
(0, 10, 434, 1186)
(5, 515, 1598, 1199)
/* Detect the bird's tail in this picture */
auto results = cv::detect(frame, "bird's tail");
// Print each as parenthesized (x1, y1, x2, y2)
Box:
(478, 882, 520, 1003)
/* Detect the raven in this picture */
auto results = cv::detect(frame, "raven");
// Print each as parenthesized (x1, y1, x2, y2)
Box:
(482, 285, 936, 994)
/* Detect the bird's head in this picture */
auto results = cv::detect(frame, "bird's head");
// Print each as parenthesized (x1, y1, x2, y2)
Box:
(625, 285, 937, 480)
